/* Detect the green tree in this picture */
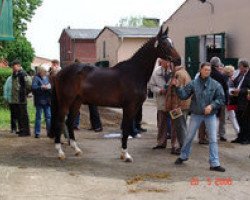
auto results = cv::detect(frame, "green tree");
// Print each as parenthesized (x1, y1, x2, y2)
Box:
(4, 36, 35, 71)
(117, 16, 159, 28)
(0, 0, 42, 69)
(13, 0, 43, 36)
(118, 16, 143, 27)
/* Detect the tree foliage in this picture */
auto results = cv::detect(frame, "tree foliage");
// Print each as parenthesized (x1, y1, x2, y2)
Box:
(4, 36, 35, 71)
(13, 0, 43, 36)
(0, 0, 42, 70)
(117, 16, 159, 28)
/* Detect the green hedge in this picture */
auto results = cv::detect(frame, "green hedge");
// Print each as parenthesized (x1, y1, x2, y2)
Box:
(0, 68, 12, 107)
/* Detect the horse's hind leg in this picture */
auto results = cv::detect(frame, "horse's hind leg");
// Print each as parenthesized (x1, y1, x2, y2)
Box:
(120, 107, 135, 162)
(66, 100, 82, 156)
(55, 111, 67, 160)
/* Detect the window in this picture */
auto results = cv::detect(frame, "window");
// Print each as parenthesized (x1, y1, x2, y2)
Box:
(205, 34, 224, 49)
(103, 41, 106, 59)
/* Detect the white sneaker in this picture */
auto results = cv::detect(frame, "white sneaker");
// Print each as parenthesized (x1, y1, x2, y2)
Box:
(134, 134, 142, 138)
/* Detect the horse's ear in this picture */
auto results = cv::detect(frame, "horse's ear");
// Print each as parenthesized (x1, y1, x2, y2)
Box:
(157, 26, 164, 38)
(164, 26, 169, 36)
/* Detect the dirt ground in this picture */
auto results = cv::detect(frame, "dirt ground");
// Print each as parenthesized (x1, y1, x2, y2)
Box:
(0, 103, 250, 200)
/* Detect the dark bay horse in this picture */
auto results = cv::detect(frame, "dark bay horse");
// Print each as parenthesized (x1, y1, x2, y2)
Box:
(51, 27, 181, 161)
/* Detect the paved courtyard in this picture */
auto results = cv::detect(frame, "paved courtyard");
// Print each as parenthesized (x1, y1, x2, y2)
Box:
(0, 100, 249, 200)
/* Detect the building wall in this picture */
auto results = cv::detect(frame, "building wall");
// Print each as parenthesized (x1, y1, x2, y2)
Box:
(96, 28, 120, 67)
(74, 39, 96, 64)
(164, 0, 250, 64)
(118, 38, 150, 63)
(59, 30, 72, 67)
(59, 31, 97, 67)
(96, 28, 152, 67)
(32, 56, 51, 69)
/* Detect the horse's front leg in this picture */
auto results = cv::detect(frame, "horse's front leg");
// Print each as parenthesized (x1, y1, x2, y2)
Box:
(55, 116, 66, 160)
(67, 109, 82, 156)
(120, 109, 134, 162)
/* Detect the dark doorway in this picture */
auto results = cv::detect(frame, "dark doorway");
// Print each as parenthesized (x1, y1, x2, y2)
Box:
(185, 36, 200, 79)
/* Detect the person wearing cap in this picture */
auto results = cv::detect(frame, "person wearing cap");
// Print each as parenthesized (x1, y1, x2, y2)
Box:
(149, 57, 172, 149)
(8, 60, 32, 137)
(32, 65, 52, 138)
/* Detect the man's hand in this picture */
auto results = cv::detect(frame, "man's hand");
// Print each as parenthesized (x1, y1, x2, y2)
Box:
(204, 105, 213, 115)
(159, 89, 166, 95)
(247, 95, 250, 101)
(171, 77, 177, 86)
(232, 88, 240, 96)
(41, 85, 48, 90)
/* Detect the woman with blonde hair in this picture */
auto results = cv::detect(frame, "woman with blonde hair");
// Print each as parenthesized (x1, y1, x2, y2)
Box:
(224, 65, 240, 135)
(32, 65, 52, 138)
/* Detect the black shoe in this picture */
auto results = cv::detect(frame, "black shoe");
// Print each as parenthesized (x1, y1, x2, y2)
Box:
(152, 145, 166, 150)
(175, 157, 188, 165)
(94, 127, 103, 132)
(210, 166, 225, 172)
(138, 127, 147, 133)
(231, 138, 241, 143)
(199, 140, 209, 145)
(18, 134, 30, 137)
(35, 134, 40, 138)
(74, 127, 80, 130)
(240, 140, 250, 145)
(171, 147, 181, 155)
(220, 137, 227, 142)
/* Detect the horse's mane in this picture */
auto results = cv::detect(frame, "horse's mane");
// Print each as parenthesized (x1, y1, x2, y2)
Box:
(112, 37, 156, 69)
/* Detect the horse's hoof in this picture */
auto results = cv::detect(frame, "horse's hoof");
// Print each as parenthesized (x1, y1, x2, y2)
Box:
(120, 153, 133, 162)
(124, 157, 133, 162)
(58, 153, 66, 160)
(75, 150, 82, 156)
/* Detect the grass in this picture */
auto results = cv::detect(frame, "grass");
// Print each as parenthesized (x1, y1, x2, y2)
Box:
(0, 98, 36, 130)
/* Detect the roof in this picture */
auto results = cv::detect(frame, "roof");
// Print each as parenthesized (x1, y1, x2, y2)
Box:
(65, 29, 101, 39)
(97, 26, 159, 39)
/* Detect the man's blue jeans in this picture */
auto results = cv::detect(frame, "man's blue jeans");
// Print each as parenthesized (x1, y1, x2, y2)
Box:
(35, 104, 51, 135)
(180, 114, 220, 167)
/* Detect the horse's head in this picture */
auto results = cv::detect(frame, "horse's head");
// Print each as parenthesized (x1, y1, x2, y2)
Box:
(155, 26, 181, 66)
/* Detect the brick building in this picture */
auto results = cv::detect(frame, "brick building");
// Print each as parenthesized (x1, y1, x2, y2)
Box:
(59, 28, 100, 67)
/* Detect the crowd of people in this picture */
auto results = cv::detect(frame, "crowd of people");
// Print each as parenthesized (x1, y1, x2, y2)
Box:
(149, 56, 250, 172)
(2, 56, 250, 172)
(3, 59, 104, 139)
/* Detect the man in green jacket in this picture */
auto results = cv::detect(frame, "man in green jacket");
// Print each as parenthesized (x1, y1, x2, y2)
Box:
(5, 60, 32, 137)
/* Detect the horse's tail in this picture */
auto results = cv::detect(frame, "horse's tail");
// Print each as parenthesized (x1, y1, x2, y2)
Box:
(48, 80, 58, 138)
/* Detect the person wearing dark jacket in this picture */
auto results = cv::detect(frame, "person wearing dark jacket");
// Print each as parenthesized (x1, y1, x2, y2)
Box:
(32, 65, 52, 138)
(231, 60, 250, 144)
(210, 57, 228, 141)
(9, 60, 32, 137)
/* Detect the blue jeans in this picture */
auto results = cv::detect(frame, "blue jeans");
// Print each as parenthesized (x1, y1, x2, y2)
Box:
(35, 104, 51, 135)
(180, 114, 220, 167)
